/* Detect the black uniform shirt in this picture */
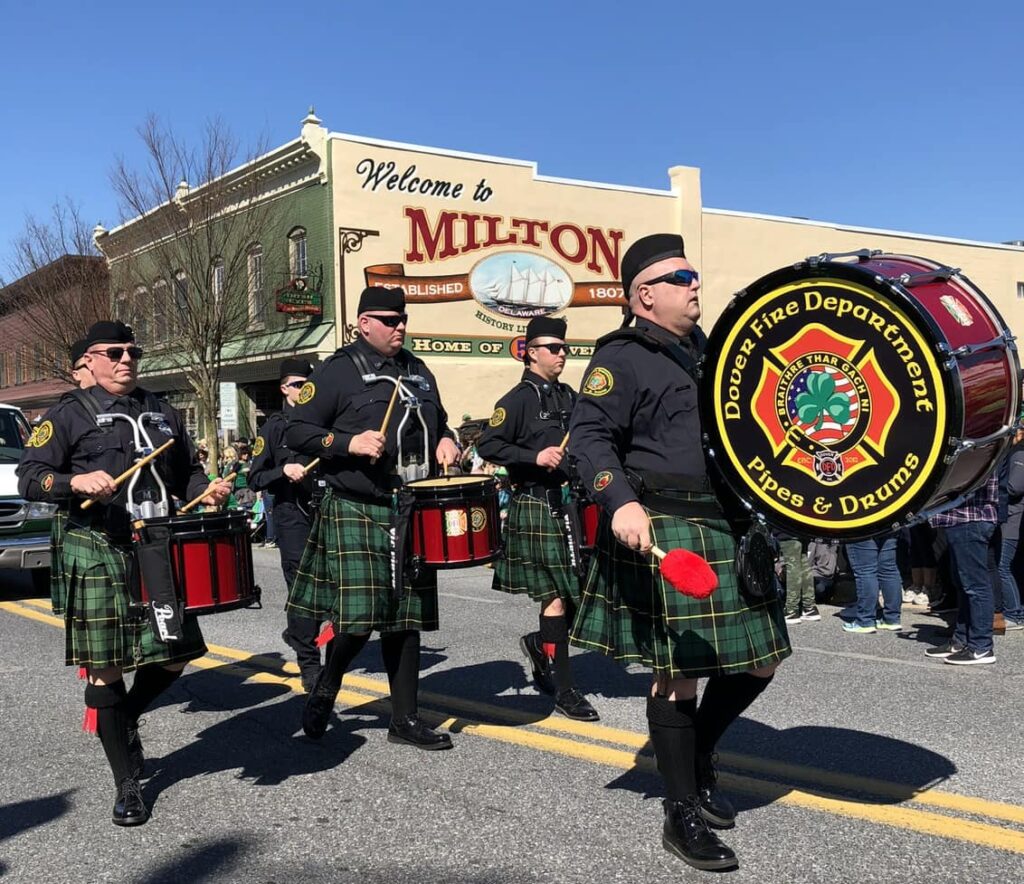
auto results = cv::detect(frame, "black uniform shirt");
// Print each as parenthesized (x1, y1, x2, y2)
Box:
(248, 408, 314, 505)
(568, 317, 707, 514)
(476, 368, 576, 488)
(17, 385, 210, 539)
(286, 335, 455, 500)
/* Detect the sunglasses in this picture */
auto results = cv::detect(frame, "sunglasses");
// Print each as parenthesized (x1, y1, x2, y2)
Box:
(284, 380, 306, 389)
(72, 363, 87, 372)
(530, 343, 568, 355)
(640, 269, 699, 287)
(88, 346, 144, 362)
(366, 313, 408, 328)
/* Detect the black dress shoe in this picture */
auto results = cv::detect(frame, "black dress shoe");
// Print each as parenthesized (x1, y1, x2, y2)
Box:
(662, 797, 738, 871)
(112, 778, 149, 827)
(554, 688, 600, 721)
(127, 723, 145, 780)
(519, 632, 555, 695)
(302, 672, 339, 740)
(387, 715, 453, 750)
(696, 752, 736, 829)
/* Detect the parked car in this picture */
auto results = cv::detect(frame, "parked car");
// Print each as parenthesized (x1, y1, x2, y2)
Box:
(0, 403, 55, 594)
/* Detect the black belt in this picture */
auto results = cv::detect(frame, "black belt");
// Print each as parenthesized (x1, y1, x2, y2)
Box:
(640, 490, 723, 519)
(517, 483, 565, 505)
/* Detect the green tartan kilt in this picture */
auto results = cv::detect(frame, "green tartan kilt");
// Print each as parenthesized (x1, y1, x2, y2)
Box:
(493, 493, 579, 609)
(49, 511, 68, 616)
(286, 490, 439, 633)
(62, 525, 206, 671)
(570, 499, 791, 678)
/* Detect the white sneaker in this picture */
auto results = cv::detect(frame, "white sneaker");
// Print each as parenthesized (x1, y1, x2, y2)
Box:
(912, 591, 930, 606)
(902, 588, 917, 604)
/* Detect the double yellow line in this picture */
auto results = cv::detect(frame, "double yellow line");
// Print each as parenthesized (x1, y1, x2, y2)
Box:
(4, 597, 1024, 854)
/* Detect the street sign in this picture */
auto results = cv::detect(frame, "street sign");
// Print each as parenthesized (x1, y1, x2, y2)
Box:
(219, 381, 238, 432)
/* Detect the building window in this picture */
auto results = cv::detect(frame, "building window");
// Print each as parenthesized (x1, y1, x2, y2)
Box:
(0, 353, 6, 388)
(1017, 282, 1024, 300)
(14, 347, 25, 385)
(247, 245, 265, 324)
(289, 227, 308, 278)
(153, 280, 169, 342)
(212, 258, 225, 302)
(33, 343, 44, 381)
(173, 272, 188, 336)
(132, 285, 149, 344)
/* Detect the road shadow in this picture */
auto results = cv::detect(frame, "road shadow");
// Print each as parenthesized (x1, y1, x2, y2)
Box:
(897, 619, 956, 648)
(0, 790, 75, 843)
(137, 835, 251, 884)
(605, 717, 956, 814)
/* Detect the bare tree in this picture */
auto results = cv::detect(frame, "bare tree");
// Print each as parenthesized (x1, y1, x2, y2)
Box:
(101, 115, 274, 468)
(2, 200, 109, 382)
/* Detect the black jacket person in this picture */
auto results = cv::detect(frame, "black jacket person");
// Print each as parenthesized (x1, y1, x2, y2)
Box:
(476, 315, 598, 721)
(17, 320, 230, 828)
(248, 357, 325, 691)
(286, 286, 459, 751)
(568, 235, 790, 871)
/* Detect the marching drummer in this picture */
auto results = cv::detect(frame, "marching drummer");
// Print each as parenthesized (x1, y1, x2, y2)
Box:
(249, 357, 324, 692)
(568, 235, 790, 871)
(287, 286, 460, 750)
(476, 316, 599, 721)
(17, 320, 231, 827)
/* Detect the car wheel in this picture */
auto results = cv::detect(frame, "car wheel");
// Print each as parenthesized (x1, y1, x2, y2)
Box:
(30, 568, 50, 597)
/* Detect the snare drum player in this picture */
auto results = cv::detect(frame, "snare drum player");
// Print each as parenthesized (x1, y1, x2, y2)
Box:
(17, 321, 231, 827)
(287, 286, 460, 750)
(476, 316, 599, 721)
(249, 357, 324, 692)
(569, 235, 790, 871)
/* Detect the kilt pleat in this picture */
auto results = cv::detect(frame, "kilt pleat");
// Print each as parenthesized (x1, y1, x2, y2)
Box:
(570, 498, 791, 678)
(493, 493, 578, 608)
(62, 525, 206, 671)
(49, 511, 68, 616)
(286, 490, 439, 633)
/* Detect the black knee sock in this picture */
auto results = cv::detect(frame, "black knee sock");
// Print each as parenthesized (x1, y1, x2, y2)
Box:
(321, 631, 371, 691)
(86, 681, 133, 784)
(647, 695, 698, 802)
(285, 613, 322, 670)
(381, 630, 420, 720)
(125, 665, 182, 723)
(696, 673, 774, 756)
(539, 613, 573, 694)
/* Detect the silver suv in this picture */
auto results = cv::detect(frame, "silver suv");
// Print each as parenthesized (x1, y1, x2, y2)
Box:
(0, 404, 56, 593)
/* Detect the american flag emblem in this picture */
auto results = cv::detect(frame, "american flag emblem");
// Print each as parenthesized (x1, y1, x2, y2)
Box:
(787, 366, 859, 445)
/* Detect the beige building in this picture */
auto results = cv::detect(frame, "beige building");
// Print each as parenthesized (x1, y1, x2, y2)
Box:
(323, 121, 1024, 418)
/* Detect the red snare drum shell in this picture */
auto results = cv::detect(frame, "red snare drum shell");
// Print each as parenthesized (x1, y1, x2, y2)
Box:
(408, 476, 501, 568)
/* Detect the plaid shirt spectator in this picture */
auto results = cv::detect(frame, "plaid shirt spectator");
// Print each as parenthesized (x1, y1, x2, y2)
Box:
(930, 474, 999, 527)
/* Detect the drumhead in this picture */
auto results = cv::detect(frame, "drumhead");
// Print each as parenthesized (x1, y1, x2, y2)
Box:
(700, 257, 959, 540)
(406, 475, 496, 496)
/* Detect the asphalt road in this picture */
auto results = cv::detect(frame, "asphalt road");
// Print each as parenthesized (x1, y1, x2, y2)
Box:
(2, 549, 1023, 883)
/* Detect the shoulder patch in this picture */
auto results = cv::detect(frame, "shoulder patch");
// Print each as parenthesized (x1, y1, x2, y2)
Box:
(594, 471, 613, 492)
(252, 436, 266, 457)
(583, 368, 614, 397)
(297, 382, 315, 405)
(489, 407, 507, 428)
(41, 474, 54, 493)
(27, 420, 54, 448)
(321, 432, 335, 449)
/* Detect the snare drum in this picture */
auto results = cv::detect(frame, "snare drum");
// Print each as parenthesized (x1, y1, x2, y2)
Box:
(135, 511, 259, 614)
(407, 475, 501, 568)
(701, 251, 1021, 540)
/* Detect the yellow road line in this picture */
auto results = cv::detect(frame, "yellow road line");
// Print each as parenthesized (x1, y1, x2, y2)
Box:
(6, 598, 1024, 852)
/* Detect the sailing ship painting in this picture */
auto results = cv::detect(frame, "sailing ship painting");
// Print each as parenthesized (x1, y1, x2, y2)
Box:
(469, 252, 573, 318)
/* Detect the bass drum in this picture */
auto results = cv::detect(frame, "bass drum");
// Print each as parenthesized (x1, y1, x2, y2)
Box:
(700, 250, 1021, 540)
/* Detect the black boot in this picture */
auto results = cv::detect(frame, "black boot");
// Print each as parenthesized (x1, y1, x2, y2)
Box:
(554, 688, 600, 721)
(661, 797, 738, 871)
(387, 715, 453, 750)
(126, 722, 145, 780)
(696, 752, 736, 829)
(112, 778, 149, 827)
(302, 668, 339, 740)
(519, 632, 555, 695)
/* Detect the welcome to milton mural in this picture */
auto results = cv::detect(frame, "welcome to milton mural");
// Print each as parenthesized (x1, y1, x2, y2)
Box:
(353, 156, 631, 356)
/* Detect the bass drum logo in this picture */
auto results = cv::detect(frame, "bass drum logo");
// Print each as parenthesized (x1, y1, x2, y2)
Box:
(704, 274, 947, 538)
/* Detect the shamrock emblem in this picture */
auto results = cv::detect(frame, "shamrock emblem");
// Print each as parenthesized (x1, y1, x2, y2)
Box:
(796, 371, 851, 431)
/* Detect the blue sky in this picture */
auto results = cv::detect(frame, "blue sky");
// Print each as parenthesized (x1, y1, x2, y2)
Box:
(1, 1, 1021, 273)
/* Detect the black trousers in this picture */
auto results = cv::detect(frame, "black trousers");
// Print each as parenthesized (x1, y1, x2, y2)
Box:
(275, 500, 320, 671)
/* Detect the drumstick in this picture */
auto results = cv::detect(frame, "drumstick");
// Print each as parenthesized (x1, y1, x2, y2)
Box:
(301, 458, 320, 475)
(370, 383, 402, 464)
(80, 439, 176, 510)
(179, 472, 236, 514)
(558, 432, 570, 451)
